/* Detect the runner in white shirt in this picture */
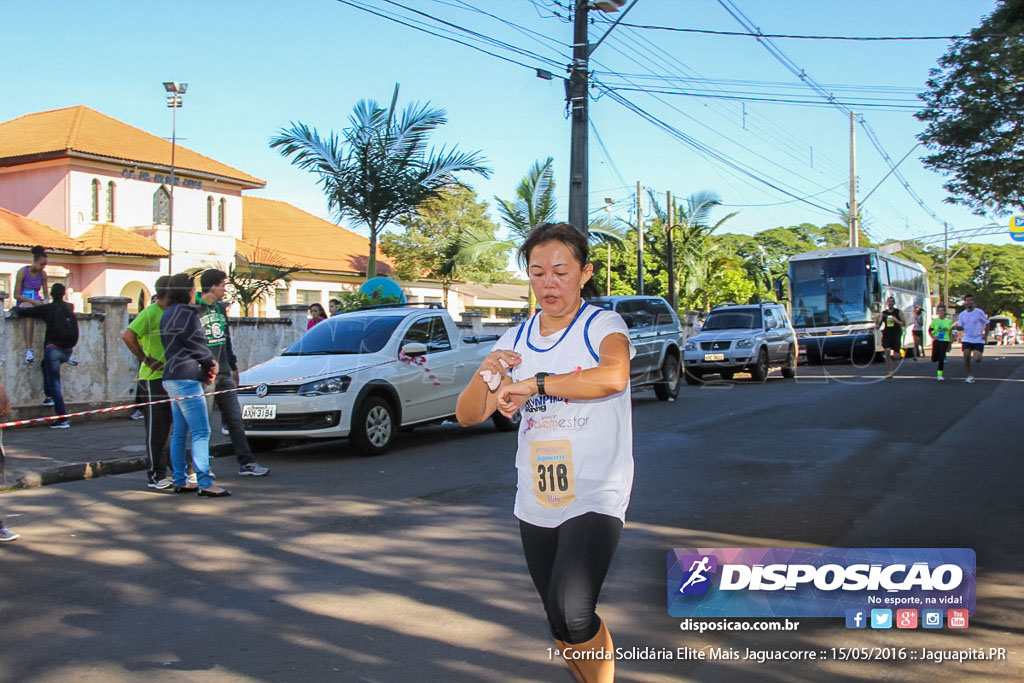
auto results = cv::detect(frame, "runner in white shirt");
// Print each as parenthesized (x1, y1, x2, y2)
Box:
(457, 222, 634, 683)
(954, 294, 990, 383)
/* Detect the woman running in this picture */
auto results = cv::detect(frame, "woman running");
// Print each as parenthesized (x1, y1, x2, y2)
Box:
(457, 222, 634, 682)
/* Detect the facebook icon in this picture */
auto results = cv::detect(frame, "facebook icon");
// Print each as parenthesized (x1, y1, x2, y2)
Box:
(845, 609, 867, 629)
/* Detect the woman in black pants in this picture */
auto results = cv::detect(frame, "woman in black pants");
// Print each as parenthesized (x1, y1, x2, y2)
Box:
(457, 223, 634, 682)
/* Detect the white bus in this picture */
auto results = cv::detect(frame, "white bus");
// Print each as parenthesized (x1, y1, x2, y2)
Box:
(788, 247, 929, 363)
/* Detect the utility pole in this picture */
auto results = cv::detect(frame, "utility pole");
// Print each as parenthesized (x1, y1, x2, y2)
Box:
(666, 190, 677, 311)
(849, 111, 859, 248)
(636, 180, 644, 295)
(567, 0, 589, 236)
(848, 112, 859, 248)
(943, 222, 949, 307)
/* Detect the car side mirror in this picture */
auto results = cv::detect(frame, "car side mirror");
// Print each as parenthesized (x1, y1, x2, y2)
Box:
(401, 342, 428, 357)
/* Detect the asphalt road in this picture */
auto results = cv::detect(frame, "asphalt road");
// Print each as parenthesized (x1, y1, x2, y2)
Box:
(1, 348, 1021, 682)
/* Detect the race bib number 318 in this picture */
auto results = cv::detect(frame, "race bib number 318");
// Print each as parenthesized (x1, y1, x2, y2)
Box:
(530, 440, 576, 509)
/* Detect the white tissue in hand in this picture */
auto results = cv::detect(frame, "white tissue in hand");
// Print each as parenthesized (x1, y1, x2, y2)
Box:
(480, 358, 510, 390)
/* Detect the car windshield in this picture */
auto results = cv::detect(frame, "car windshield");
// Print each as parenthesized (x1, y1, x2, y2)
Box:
(281, 315, 403, 355)
(702, 310, 762, 330)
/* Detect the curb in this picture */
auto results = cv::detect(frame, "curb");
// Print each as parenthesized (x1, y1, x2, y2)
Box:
(0, 443, 235, 493)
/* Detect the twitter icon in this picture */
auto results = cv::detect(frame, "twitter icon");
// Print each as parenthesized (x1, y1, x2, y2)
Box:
(870, 609, 893, 629)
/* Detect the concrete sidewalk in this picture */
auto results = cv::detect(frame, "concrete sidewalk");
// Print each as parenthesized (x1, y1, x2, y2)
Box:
(0, 413, 235, 491)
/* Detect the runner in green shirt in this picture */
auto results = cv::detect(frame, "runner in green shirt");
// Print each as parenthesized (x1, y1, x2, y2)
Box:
(929, 304, 953, 381)
(122, 276, 175, 488)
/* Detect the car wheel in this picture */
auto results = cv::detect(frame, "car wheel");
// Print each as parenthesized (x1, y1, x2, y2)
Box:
(683, 366, 703, 385)
(654, 354, 681, 400)
(350, 395, 397, 456)
(750, 348, 769, 382)
(781, 346, 797, 378)
(492, 410, 522, 432)
(246, 437, 281, 453)
(719, 370, 734, 381)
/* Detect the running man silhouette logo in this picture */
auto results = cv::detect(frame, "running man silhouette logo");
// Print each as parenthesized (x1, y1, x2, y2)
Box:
(677, 554, 718, 595)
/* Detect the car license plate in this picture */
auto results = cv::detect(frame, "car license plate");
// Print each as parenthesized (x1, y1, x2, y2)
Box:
(242, 404, 276, 420)
(703, 353, 725, 361)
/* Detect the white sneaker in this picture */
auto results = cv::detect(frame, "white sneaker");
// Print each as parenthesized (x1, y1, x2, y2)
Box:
(937, 375, 944, 382)
(0, 527, 20, 542)
(50, 421, 70, 429)
(25, 349, 34, 363)
(148, 477, 173, 490)
(965, 375, 976, 384)
(187, 472, 198, 486)
(130, 409, 144, 420)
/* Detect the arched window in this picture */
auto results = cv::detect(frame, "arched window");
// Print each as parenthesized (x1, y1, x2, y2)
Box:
(218, 198, 226, 232)
(153, 186, 171, 224)
(206, 196, 214, 230)
(90, 179, 101, 221)
(106, 181, 116, 222)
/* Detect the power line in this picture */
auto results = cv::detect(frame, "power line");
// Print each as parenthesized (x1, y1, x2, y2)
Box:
(598, 86, 839, 215)
(715, 0, 948, 230)
(335, 0, 563, 71)
(599, 86, 924, 110)
(608, 23, 968, 41)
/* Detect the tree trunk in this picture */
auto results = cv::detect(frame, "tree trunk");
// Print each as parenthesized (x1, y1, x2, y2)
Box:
(366, 223, 378, 280)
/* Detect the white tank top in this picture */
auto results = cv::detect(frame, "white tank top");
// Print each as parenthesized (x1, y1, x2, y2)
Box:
(493, 301, 636, 528)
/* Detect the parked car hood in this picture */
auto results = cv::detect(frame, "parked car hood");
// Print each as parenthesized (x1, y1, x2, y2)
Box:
(240, 351, 393, 386)
(691, 329, 762, 342)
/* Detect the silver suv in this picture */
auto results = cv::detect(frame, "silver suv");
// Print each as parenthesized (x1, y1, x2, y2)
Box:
(587, 296, 684, 400)
(683, 302, 797, 384)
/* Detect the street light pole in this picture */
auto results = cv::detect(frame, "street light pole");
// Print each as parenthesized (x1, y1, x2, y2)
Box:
(163, 81, 187, 274)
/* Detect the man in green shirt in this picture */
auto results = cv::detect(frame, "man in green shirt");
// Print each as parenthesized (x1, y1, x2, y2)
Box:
(198, 269, 269, 477)
(929, 304, 954, 381)
(122, 276, 174, 489)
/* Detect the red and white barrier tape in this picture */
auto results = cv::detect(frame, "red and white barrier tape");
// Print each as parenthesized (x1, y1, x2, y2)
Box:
(0, 358, 402, 430)
(398, 351, 442, 387)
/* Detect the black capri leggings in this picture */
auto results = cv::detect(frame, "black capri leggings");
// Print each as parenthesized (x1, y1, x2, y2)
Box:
(931, 340, 950, 371)
(519, 512, 623, 644)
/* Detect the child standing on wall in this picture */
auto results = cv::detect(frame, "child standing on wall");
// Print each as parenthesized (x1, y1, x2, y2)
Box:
(14, 246, 48, 364)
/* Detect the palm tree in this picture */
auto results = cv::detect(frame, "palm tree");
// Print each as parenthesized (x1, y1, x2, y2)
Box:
(457, 158, 624, 313)
(270, 84, 491, 279)
(456, 158, 555, 314)
(647, 190, 738, 310)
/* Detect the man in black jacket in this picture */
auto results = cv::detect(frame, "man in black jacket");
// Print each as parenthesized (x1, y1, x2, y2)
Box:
(19, 283, 78, 428)
(197, 270, 269, 476)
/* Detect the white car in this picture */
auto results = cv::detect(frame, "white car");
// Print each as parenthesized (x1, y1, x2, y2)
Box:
(237, 307, 517, 456)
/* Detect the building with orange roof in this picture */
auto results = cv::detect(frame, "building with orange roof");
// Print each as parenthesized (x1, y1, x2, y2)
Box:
(0, 105, 526, 321)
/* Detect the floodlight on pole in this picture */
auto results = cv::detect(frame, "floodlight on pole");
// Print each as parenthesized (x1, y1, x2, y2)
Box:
(163, 81, 187, 274)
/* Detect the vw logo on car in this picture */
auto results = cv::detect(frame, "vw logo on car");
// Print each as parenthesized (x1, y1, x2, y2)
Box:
(255, 384, 269, 398)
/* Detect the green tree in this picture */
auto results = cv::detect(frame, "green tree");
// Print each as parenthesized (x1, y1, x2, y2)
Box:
(643, 190, 738, 311)
(380, 185, 512, 303)
(916, 0, 1024, 215)
(271, 84, 491, 279)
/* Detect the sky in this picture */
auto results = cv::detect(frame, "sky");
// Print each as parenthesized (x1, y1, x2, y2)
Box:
(3, 0, 1011, 251)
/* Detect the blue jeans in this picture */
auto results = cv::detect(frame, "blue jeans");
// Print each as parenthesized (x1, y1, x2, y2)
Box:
(42, 346, 71, 418)
(163, 380, 213, 489)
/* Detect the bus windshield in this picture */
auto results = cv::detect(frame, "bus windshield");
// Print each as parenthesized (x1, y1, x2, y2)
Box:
(790, 255, 874, 328)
